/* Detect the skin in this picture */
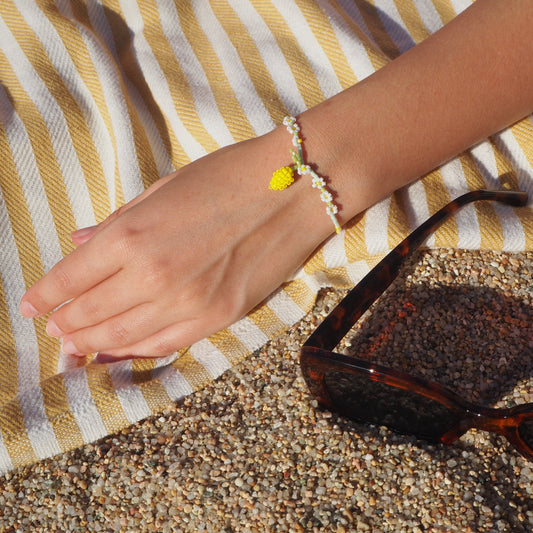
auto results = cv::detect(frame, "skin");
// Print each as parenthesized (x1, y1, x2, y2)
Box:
(20, 0, 533, 359)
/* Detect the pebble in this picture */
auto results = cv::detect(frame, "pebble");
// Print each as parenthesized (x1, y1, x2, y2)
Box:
(0, 249, 531, 532)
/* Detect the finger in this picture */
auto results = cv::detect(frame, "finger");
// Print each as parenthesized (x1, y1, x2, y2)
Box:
(94, 316, 218, 359)
(20, 234, 122, 318)
(60, 302, 178, 356)
(45, 269, 150, 336)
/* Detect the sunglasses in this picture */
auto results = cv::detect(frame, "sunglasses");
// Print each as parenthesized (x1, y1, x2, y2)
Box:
(301, 189, 533, 460)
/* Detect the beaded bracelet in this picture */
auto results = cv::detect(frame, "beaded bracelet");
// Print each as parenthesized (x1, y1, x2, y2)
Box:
(270, 116, 341, 234)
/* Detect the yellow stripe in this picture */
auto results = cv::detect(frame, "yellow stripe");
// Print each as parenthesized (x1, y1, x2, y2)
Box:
(210, 1, 288, 124)
(0, 283, 18, 404)
(40, 376, 85, 452)
(321, 266, 353, 289)
(295, 0, 358, 90)
(304, 249, 327, 276)
(137, 381, 172, 415)
(2, 2, 111, 223)
(50, 3, 126, 214)
(140, 0, 220, 155)
(178, 0, 256, 142)
(281, 278, 317, 313)
(420, 168, 456, 248)
(0, 96, 61, 383)
(328, 0, 389, 72)
(95, 0, 162, 187)
(84, 365, 130, 434)
(208, 330, 250, 367)
(0, 400, 37, 469)
(344, 211, 368, 263)
(356, 0, 402, 59)
(430, 0, 459, 25)
(254, 1, 325, 110)
(509, 119, 533, 177)
(519, 208, 533, 250)
(507, 119, 533, 248)
(392, 0, 431, 44)
(459, 151, 505, 250)
(248, 304, 292, 338)
(171, 348, 216, 391)
(0, 59, 77, 260)
(387, 190, 411, 249)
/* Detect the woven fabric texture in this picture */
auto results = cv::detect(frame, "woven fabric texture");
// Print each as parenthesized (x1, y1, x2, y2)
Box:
(0, 0, 532, 473)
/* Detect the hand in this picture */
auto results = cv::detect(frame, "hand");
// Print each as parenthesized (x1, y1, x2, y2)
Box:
(20, 130, 333, 359)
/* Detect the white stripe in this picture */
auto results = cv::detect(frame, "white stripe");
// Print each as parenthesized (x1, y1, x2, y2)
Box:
(412, 0, 445, 34)
(271, 0, 343, 99)
(0, 433, 14, 475)
(82, 0, 174, 179)
(64, 367, 108, 443)
(189, 339, 232, 378)
(266, 288, 307, 325)
(6, 4, 95, 229)
(336, 0, 381, 51)
(0, 89, 63, 273)
(495, 126, 533, 200)
(228, 317, 269, 351)
(470, 141, 526, 250)
(448, 0, 474, 16)
(319, 0, 376, 81)
(0, 186, 43, 395)
(438, 158, 481, 249)
(191, 1, 274, 135)
(403, 180, 435, 247)
(157, 0, 236, 148)
(323, 233, 349, 268)
(118, 0, 207, 161)
(345, 260, 371, 285)
(153, 366, 194, 401)
(226, 0, 307, 115)
(56, 0, 146, 205)
(18, 388, 61, 459)
(304, 269, 334, 290)
(365, 196, 392, 255)
(109, 361, 152, 423)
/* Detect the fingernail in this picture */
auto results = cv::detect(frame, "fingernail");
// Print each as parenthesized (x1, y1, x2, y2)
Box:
(20, 301, 39, 318)
(71, 225, 97, 239)
(46, 319, 64, 337)
(62, 339, 81, 356)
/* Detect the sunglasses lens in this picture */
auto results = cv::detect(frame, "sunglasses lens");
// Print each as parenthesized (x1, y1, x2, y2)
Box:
(518, 419, 533, 448)
(323, 371, 464, 442)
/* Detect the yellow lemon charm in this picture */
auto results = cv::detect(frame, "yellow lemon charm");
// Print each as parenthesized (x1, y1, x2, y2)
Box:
(269, 166, 295, 190)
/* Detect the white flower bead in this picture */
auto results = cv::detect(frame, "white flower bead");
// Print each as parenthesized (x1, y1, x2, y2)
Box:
(298, 164, 311, 175)
(312, 176, 325, 188)
(283, 116, 296, 126)
(327, 204, 338, 215)
(320, 191, 333, 203)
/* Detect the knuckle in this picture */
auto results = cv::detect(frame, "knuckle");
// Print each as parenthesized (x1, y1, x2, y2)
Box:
(50, 266, 74, 294)
(107, 320, 132, 347)
(80, 297, 104, 323)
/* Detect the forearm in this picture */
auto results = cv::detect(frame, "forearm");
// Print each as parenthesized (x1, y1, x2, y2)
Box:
(296, 0, 533, 226)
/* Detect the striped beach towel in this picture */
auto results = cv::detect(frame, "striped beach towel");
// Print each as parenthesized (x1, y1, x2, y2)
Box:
(0, 0, 531, 474)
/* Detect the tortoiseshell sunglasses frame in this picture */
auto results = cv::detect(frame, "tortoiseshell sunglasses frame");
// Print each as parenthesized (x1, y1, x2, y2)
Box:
(301, 189, 533, 460)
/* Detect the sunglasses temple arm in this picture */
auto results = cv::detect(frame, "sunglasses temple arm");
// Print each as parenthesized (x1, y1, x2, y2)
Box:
(304, 189, 528, 351)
